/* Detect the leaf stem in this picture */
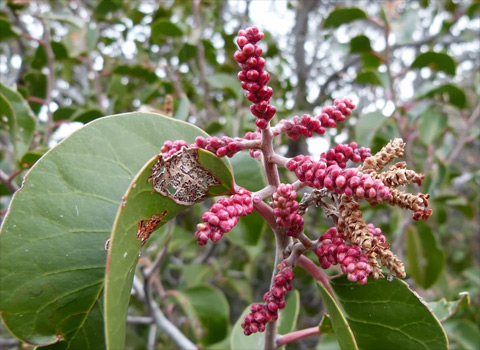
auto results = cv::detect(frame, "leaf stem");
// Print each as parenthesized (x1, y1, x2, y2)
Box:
(297, 255, 336, 300)
(276, 326, 321, 347)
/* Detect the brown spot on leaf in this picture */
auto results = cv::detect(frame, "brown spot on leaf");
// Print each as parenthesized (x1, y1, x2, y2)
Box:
(136, 211, 167, 245)
(148, 147, 220, 205)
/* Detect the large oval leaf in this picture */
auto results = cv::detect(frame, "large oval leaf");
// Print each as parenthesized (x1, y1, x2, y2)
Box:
(406, 222, 444, 289)
(105, 149, 233, 349)
(0, 112, 211, 348)
(330, 276, 448, 350)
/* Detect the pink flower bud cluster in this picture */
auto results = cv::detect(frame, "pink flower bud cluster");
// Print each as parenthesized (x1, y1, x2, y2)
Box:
(160, 140, 189, 158)
(194, 136, 245, 158)
(286, 155, 390, 202)
(194, 188, 253, 245)
(272, 184, 304, 237)
(235, 26, 276, 129)
(320, 142, 372, 168)
(273, 98, 355, 140)
(242, 261, 294, 335)
(316, 227, 373, 285)
(244, 131, 262, 159)
(366, 223, 388, 246)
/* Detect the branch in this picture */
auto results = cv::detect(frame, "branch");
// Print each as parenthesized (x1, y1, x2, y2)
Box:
(0, 169, 19, 193)
(447, 102, 480, 165)
(132, 276, 197, 350)
(41, 18, 55, 144)
(192, 0, 216, 122)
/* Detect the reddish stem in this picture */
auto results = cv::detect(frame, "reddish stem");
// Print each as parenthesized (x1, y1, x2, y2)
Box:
(276, 326, 321, 347)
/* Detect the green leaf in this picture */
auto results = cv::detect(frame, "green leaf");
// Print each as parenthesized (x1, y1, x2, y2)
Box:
(207, 73, 244, 100)
(443, 319, 480, 350)
(174, 285, 230, 345)
(174, 95, 190, 121)
(113, 65, 157, 83)
(354, 71, 383, 86)
(418, 107, 448, 144)
(355, 111, 386, 148)
(317, 280, 358, 350)
(323, 7, 367, 28)
(0, 112, 210, 348)
(466, 1, 480, 18)
(105, 148, 233, 349)
(411, 52, 456, 76)
(428, 292, 470, 322)
(0, 82, 36, 161)
(23, 71, 47, 114)
(71, 108, 104, 123)
(318, 314, 334, 334)
(445, 196, 474, 219)
(179, 42, 197, 63)
(53, 106, 76, 121)
(331, 276, 448, 350)
(278, 289, 300, 335)
(391, 8, 418, 44)
(349, 35, 372, 53)
(418, 84, 467, 109)
(230, 304, 264, 350)
(0, 17, 21, 41)
(361, 53, 383, 69)
(316, 333, 341, 350)
(406, 221, 444, 288)
(151, 20, 183, 43)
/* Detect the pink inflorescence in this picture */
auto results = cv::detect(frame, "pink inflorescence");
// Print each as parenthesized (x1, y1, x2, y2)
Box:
(286, 155, 390, 203)
(194, 136, 245, 158)
(320, 142, 372, 169)
(244, 131, 262, 159)
(242, 261, 294, 335)
(160, 140, 189, 158)
(272, 184, 304, 237)
(194, 188, 254, 245)
(316, 227, 373, 284)
(274, 98, 356, 140)
(234, 26, 276, 129)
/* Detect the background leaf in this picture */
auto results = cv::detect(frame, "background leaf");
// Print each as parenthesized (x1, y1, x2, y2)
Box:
(411, 52, 456, 76)
(323, 7, 367, 28)
(354, 111, 386, 148)
(417, 107, 448, 144)
(0, 82, 36, 161)
(418, 83, 467, 109)
(406, 221, 445, 288)
(174, 285, 230, 345)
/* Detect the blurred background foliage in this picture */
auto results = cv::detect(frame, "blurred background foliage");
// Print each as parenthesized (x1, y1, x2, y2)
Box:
(0, 0, 479, 349)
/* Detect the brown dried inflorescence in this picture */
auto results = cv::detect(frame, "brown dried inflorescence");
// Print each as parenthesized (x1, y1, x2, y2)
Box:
(361, 138, 405, 172)
(338, 196, 406, 279)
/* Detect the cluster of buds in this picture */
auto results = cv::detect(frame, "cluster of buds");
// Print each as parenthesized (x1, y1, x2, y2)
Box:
(194, 136, 245, 158)
(235, 26, 276, 129)
(272, 184, 304, 237)
(286, 155, 391, 203)
(194, 188, 254, 245)
(244, 131, 262, 159)
(316, 227, 373, 285)
(319, 142, 371, 168)
(160, 140, 189, 158)
(272, 98, 355, 140)
(242, 261, 294, 335)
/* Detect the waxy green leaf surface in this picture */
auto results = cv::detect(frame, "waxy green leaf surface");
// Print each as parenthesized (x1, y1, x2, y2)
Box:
(0, 112, 215, 348)
(330, 276, 448, 350)
(105, 148, 233, 349)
